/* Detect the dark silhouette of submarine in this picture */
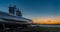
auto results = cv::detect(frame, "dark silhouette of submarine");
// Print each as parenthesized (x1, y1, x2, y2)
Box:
(0, 5, 32, 29)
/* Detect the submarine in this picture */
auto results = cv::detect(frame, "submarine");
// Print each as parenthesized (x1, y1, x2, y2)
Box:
(0, 5, 33, 29)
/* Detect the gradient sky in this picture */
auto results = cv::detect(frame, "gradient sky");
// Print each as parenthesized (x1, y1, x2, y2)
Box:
(0, 0, 60, 24)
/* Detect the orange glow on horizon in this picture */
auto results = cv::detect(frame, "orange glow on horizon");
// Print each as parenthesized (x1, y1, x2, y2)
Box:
(32, 16, 60, 24)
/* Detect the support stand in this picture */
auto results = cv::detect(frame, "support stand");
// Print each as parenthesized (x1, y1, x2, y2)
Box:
(2, 24, 5, 32)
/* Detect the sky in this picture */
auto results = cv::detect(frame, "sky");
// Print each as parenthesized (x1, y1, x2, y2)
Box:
(0, 0, 60, 24)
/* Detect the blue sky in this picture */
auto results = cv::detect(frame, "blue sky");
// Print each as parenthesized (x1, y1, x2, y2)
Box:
(0, 0, 60, 19)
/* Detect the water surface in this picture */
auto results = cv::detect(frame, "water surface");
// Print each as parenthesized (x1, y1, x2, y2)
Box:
(32, 25, 60, 27)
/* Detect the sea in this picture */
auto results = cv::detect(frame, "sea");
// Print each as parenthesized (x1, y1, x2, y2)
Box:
(32, 25, 60, 27)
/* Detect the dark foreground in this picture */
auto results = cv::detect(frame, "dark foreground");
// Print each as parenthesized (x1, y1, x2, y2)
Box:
(0, 25, 60, 32)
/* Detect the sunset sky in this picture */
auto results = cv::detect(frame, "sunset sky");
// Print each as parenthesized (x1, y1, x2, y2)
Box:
(0, 0, 60, 24)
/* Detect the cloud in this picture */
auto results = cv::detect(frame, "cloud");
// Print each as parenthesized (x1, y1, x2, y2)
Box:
(32, 16, 60, 24)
